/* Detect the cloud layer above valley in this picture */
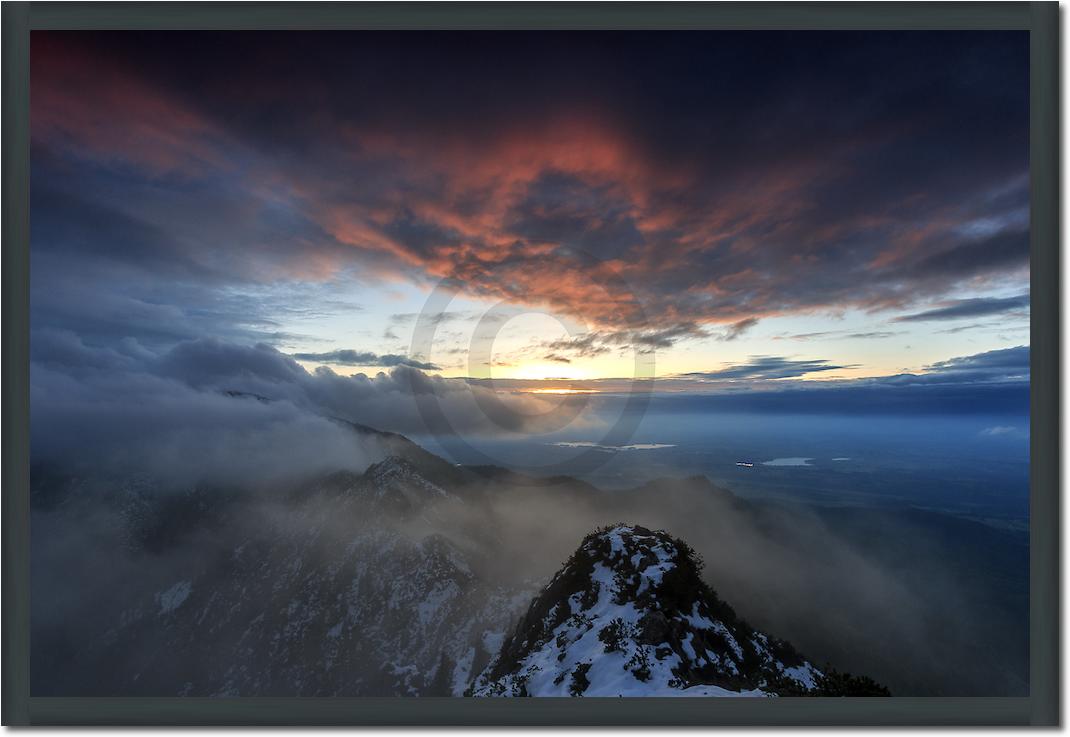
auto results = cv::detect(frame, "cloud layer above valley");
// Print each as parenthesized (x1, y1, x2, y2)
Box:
(30, 333, 580, 486)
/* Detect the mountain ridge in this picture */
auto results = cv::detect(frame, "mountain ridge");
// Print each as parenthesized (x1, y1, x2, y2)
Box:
(32, 413, 891, 697)
(470, 524, 888, 697)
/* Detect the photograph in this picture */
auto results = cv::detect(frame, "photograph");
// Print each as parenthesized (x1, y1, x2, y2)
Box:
(27, 28, 1033, 702)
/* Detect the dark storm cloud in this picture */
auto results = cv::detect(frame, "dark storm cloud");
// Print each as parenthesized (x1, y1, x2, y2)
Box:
(31, 31, 1029, 348)
(893, 293, 1030, 322)
(291, 349, 440, 370)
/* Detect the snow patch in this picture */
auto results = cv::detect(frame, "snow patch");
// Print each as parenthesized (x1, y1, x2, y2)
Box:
(156, 581, 192, 615)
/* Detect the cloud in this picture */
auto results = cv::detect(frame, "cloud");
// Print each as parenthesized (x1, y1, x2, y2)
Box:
(894, 294, 1030, 322)
(679, 356, 854, 381)
(292, 349, 440, 370)
(541, 322, 708, 360)
(543, 333, 611, 359)
(847, 331, 900, 340)
(31, 34, 225, 176)
(30, 32, 1030, 348)
(779, 330, 901, 341)
(464, 344, 1030, 415)
(626, 323, 709, 350)
(981, 425, 1019, 436)
(881, 345, 1029, 386)
(716, 317, 759, 341)
(622, 346, 1029, 414)
(30, 335, 587, 487)
(31, 359, 382, 489)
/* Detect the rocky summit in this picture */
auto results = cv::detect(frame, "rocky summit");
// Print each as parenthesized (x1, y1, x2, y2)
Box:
(470, 524, 887, 697)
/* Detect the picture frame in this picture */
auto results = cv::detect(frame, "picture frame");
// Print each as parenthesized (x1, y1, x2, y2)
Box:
(2, 1, 1059, 726)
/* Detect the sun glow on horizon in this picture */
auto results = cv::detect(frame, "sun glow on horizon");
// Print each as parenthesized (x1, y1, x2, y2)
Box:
(507, 361, 595, 382)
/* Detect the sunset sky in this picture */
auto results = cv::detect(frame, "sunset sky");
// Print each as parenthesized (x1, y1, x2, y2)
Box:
(31, 31, 1029, 390)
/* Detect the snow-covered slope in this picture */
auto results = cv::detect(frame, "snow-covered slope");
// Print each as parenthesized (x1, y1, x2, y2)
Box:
(470, 524, 835, 697)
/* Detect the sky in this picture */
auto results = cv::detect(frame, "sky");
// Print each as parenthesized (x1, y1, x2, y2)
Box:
(30, 31, 1029, 399)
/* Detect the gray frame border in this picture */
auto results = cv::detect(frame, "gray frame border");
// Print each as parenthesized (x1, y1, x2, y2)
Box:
(1, 1, 1059, 726)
